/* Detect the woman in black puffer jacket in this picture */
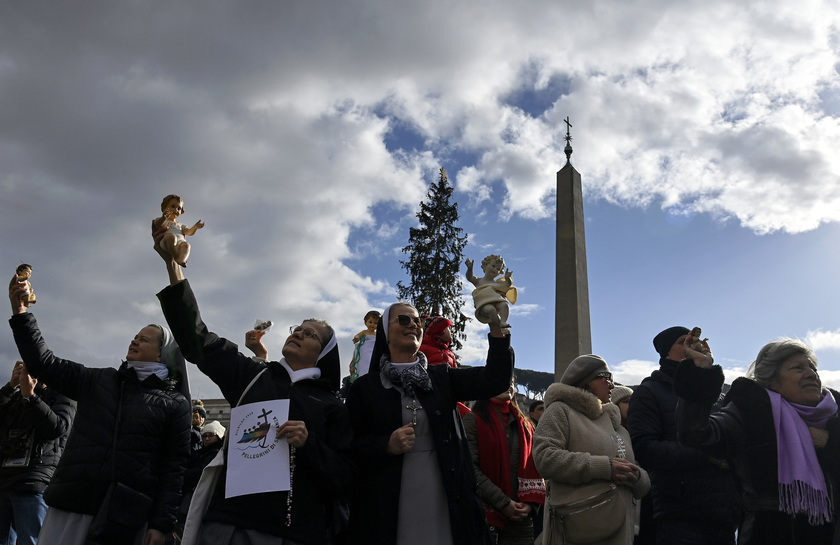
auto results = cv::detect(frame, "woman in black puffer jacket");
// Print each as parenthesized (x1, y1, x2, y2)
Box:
(9, 277, 191, 545)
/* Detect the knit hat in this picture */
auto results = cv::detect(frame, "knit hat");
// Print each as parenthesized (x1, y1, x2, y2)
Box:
(611, 385, 633, 405)
(423, 316, 452, 341)
(560, 355, 611, 389)
(202, 420, 225, 439)
(192, 404, 207, 419)
(653, 326, 690, 359)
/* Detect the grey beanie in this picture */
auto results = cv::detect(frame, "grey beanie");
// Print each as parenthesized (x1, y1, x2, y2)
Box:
(560, 355, 610, 389)
(611, 385, 633, 405)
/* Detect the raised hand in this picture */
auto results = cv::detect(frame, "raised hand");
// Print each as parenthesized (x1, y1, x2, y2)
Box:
(682, 334, 714, 368)
(245, 330, 268, 359)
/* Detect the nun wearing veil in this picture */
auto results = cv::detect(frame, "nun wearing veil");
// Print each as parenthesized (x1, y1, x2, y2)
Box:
(346, 301, 514, 545)
(9, 276, 191, 545)
(153, 237, 353, 545)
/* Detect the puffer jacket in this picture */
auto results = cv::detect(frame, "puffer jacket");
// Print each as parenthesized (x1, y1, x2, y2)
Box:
(419, 337, 457, 368)
(9, 312, 192, 535)
(0, 383, 76, 493)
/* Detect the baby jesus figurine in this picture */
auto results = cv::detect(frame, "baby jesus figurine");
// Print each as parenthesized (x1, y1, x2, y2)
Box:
(15, 264, 36, 307)
(153, 194, 204, 267)
(349, 310, 380, 382)
(466, 254, 517, 329)
(352, 310, 381, 344)
(689, 327, 709, 353)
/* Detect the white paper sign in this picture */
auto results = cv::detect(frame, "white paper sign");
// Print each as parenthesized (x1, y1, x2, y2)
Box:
(226, 399, 290, 498)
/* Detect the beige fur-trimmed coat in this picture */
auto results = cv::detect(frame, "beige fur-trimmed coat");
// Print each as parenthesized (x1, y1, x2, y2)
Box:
(533, 383, 650, 545)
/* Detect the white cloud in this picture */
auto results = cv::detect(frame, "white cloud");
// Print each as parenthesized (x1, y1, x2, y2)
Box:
(612, 359, 659, 387)
(613, 359, 751, 389)
(4, 0, 840, 398)
(807, 329, 840, 352)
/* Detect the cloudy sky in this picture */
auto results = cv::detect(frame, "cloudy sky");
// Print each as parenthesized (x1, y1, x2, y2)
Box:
(3, 1, 840, 400)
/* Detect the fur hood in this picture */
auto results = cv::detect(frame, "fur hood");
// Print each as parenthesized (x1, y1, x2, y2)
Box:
(544, 382, 621, 425)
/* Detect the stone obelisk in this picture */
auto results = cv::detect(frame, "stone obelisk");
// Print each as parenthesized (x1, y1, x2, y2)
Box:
(554, 117, 592, 380)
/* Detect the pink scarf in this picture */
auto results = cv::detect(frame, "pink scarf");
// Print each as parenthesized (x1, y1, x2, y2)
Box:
(767, 388, 837, 525)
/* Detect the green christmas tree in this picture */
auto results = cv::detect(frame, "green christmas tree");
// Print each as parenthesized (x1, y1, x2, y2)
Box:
(397, 168, 469, 353)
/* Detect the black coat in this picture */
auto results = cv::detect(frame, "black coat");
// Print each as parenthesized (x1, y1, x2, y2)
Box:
(158, 279, 353, 545)
(675, 361, 840, 545)
(9, 312, 192, 534)
(0, 383, 76, 494)
(346, 334, 513, 545)
(628, 359, 738, 522)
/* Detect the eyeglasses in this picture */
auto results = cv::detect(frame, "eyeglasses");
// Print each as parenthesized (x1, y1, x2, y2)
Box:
(289, 326, 322, 345)
(595, 372, 613, 382)
(392, 315, 424, 328)
(201, 433, 216, 439)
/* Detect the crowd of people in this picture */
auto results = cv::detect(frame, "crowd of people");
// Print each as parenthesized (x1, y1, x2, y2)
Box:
(3, 230, 840, 544)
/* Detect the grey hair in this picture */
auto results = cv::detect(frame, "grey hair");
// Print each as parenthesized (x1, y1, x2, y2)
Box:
(301, 318, 334, 349)
(746, 338, 817, 389)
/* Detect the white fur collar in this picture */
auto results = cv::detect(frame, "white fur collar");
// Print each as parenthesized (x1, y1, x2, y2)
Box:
(544, 382, 620, 426)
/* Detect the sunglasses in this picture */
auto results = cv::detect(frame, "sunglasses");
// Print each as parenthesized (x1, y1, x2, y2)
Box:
(595, 372, 613, 382)
(392, 315, 424, 327)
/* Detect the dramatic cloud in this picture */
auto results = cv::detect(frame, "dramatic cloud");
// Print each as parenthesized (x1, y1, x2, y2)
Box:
(2, 1, 839, 397)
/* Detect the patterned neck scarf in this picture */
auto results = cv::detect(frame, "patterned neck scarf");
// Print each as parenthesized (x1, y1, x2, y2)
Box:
(385, 359, 432, 398)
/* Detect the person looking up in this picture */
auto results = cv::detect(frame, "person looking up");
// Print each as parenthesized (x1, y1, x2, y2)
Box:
(676, 337, 840, 544)
(153, 225, 352, 545)
(8, 275, 191, 545)
(628, 327, 737, 545)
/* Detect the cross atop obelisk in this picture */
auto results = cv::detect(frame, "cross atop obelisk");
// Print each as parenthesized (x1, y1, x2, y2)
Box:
(563, 116, 573, 163)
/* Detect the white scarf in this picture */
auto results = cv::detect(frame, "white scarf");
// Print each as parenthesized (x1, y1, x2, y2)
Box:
(278, 358, 322, 383)
(126, 360, 169, 381)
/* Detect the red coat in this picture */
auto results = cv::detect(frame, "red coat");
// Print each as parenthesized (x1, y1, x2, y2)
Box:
(419, 337, 457, 368)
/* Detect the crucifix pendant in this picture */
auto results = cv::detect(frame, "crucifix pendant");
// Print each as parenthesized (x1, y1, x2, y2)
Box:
(406, 398, 423, 425)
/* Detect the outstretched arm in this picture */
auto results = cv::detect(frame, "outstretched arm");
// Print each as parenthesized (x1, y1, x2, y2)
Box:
(183, 220, 205, 237)
(465, 258, 479, 286)
(449, 329, 513, 401)
(502, 268, 513, 287)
